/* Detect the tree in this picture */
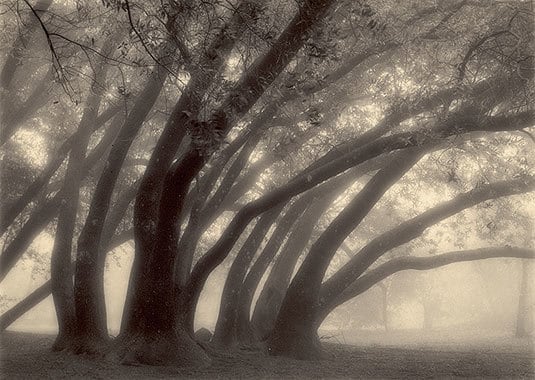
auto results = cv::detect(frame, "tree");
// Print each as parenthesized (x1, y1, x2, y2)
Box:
(1, 0, 534, 369)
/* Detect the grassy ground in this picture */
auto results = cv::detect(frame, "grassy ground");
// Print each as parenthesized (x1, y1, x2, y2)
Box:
(1, 330, 533, 379)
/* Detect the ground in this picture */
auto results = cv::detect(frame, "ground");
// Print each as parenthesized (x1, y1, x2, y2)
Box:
(1, 330, 533, 378)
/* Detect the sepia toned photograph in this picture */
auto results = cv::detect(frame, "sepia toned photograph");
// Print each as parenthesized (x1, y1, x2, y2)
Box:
(0, 0, 534, 378)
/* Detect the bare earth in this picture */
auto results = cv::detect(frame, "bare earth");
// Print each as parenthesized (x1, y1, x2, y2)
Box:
(1, 331, 533, 379)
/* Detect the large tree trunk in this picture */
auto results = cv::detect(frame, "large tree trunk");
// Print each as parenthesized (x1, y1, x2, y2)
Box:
(117, 149, 211, 366)
(122, 3, 249, 336)
(267, 150, 422, 359)
(119, 0, 335, 366)
(73, 46, 171, 354)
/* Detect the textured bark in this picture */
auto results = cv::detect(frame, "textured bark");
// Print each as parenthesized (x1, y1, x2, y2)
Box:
(50, 34, 118, 351)
(122, 3, 337, 363)
(267, 149, 422, 359)
(118, 151, 209, 366)
(74, 47, 171, 351)
(124, 4, 251, 337)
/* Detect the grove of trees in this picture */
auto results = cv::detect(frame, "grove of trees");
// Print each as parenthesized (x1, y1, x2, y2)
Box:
(1, 0, 534, 367)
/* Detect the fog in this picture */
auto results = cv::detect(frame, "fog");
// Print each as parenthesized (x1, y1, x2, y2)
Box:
(1, 0, 534, 377)
(3, 235, 533, 343)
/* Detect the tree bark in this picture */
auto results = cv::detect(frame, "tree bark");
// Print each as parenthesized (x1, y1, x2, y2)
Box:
(73, 44, 172, 353)
(123, 3, 251, 339)
(267, 149, 423, 359)
(51, 34, 118, 351)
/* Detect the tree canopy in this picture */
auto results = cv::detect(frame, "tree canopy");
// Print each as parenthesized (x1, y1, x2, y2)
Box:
(1, 0, 534, 367)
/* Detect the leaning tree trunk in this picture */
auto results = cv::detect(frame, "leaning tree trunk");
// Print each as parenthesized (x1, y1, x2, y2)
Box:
(0, 112, 123, 281)
(212, 206, 283, 348)
(73, 45, 171, 354)
(49, 33, 118, 352)
(250, 189, 344, 340)
(0, 189, 137, 332)
(235, 197, 310, 344)
(268, 150, 422, 359)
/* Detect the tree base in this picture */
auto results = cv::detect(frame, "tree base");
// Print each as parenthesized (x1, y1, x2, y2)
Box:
(267, 328, 324, 360)
(51, 332, 76, 352)
(111, 328, 211, 367)
(71, 334, 111, 356)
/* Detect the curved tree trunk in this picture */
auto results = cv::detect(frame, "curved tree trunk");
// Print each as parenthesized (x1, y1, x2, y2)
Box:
(251, 195, 330, 340)
(317, 248, 535, 329)
(319, 176, 535, 311)
(267, 149, 422, 359)
(235, 197, 310, 344)
(73, 45, 171, 354)
(212, 205, 283, 348)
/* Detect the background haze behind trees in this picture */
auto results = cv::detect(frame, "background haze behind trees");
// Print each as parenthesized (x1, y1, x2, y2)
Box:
(0, 0, 534, 367)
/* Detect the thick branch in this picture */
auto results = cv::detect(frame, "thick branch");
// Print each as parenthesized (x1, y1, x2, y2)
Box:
(331, 247, 535, 312)
(320, 175, 535, 307)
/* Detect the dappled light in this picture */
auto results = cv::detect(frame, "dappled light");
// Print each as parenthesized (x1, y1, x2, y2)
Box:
(1, 0, 534, 378)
